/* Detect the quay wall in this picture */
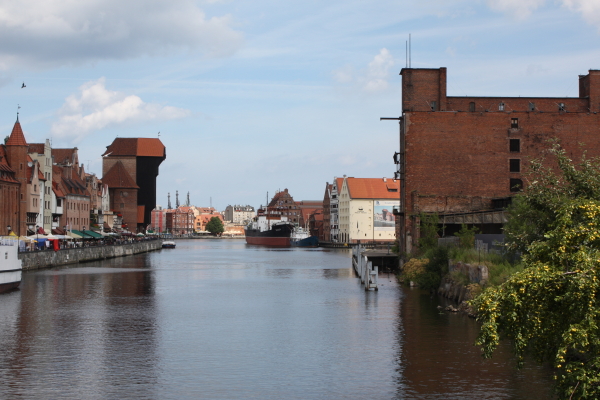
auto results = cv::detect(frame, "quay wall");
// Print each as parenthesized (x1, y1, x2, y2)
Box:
(19, 240, 163, 271)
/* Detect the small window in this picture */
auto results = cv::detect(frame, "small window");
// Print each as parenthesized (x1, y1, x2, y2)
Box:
(469, 102, 475, 112)
(559, 103, 566, 112)
(510, 139, 520, 152)
(510, 178, 523, 192)
(528, 102, 535, 111)
(430, 101, 436, 111)
(511, 118, 519, 129)
(499, 102, 505, 111)
(509, 159, 521, 173)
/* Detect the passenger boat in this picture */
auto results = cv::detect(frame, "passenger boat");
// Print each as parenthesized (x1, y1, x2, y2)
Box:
(245, 207, 294, 247)
(0, 238, 22, 293)
(162, 241, 176, 249)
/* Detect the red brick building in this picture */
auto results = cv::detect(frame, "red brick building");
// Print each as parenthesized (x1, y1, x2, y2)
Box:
(396, 67, 600, 254)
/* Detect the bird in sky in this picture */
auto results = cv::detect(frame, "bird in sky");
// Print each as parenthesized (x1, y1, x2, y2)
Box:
(21, 82, 25, 88)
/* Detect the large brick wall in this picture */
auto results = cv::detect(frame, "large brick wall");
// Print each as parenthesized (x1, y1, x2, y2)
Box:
(399, 67, 600, 252)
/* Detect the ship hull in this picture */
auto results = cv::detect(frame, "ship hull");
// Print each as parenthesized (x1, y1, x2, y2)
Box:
(245, 224, 293, 247)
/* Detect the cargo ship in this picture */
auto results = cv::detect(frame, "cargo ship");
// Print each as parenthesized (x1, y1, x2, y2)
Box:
(244, 207, 294, 247)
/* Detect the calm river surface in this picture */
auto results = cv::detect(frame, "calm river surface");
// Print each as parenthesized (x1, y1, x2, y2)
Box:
(0, 240, 554, 399)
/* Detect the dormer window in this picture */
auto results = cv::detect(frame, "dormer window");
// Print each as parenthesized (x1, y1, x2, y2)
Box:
(499, 102, 505, 111)
(559, 103, 566, 112)
(528, 102, 535, 111)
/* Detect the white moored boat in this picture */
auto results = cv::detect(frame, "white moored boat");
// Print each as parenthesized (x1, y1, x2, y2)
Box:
(0, 238, 22, 293)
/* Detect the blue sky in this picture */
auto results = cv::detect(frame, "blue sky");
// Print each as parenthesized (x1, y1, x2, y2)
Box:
(1, 0, 599, 210)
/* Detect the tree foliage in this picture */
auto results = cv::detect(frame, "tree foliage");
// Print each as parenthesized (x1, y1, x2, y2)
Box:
(504, 142, 600, 254)
(473, 144, 600, 399)
(205, 217, 224, 236)
(418, 212, 440, 250)
(454, 223, 479, 249)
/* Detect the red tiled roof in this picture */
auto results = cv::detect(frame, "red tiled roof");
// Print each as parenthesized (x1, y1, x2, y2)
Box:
(103, 138, 165, 158)
(6, 120, 27, 146)
(28, 143, 45, 154)
(346, 178, 400, 199)
(102, 161, 139, 188)
(0, 146, 18, 183)
(52, 148, 77, 165)
(52, 181, 66, 198)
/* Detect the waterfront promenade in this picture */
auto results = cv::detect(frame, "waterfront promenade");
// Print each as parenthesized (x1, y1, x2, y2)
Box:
(19, 239, 163, 271)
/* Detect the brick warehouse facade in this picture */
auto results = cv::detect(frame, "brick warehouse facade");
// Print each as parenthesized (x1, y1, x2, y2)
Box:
(397, 68, 600, 254)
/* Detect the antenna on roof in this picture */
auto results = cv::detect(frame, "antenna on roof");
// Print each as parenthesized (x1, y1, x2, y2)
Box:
(17, 104, 20, 121)
(158, 131, 160, 137)
(409, 33, 411, 68)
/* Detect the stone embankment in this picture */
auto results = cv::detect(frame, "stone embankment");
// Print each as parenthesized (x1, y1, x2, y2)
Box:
(437, 261, 488, 315)
(19, 240, 163, 271)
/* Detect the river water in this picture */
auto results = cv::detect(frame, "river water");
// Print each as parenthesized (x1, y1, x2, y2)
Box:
(0, 240, 554, 399)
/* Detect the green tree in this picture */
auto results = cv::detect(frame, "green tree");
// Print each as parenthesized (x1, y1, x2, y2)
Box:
(473, 144, 600, 399)
(454, 223, 479, 249)
(504, 142, 600, 254)
(418, 212, 440, 250)
(205, 217, 224, 236)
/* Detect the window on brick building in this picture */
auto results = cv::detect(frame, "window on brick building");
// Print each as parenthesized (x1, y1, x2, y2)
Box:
(511, 118, 519, 129)
(510, 139, 520, 152)
(510, 178, 523, 192)
(559, 103, 566, 112)
(430, 101, 436, 111)
(529, 102, 535, 111)
(469, 102, 475, 112)
(499, 102, 505, 111)
(509, 159, 521, 172)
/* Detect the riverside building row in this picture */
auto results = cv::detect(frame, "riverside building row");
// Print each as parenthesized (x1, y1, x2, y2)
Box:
(0, 117, 165, 237)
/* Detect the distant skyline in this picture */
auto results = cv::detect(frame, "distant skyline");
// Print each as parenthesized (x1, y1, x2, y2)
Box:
(1, 0, 600, 210)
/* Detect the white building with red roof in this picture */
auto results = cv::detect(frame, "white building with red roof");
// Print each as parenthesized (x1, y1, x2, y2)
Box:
(338, 177, 400, 244)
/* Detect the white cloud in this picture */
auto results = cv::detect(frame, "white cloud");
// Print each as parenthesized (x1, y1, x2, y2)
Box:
(486, 0, 546, 19)
(51, 78, 190, 141)
(487, 0, 600, 29)
(0, 0, 243, 70)
(563, 0, 600, 29)
(333, 48, 395, 94)
(363, 48, 395, 92)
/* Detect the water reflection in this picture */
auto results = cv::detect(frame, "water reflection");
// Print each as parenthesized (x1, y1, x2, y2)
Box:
(398, 288, 555, 399)
(0, 255, 158, 400)
(0, 240, 554, 399)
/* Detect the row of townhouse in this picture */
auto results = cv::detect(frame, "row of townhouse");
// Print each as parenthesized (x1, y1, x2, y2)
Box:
(151, 206, 225, 235)
(322, 176, 400, 244)
(0, 117, 117, 237)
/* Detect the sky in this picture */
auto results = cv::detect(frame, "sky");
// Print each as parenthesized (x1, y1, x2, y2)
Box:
(1, 0, 600, 210)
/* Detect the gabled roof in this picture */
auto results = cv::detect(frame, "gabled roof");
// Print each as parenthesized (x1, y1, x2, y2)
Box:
(102, 161, 139, 189)
(28, 143, 45, 154)
(0, 146, 18, 183)
(52, 181, 66, 198)
(103, 138, 166, 158)
(346, 178, 400, 199)
(5, 120, 27, 146)
(52, 148, 78, 165)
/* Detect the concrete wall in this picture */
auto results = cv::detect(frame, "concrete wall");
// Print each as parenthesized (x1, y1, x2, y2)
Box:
(19, 240, 163, 271)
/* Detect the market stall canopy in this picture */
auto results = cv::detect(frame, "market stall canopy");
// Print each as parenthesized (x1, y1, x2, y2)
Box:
(83, 230, 103, 239)
(68, 231, 83, 239)
(70, 230, 95, 239)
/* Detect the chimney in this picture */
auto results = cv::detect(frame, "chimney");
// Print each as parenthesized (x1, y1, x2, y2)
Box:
(383, 177, 387, 182)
